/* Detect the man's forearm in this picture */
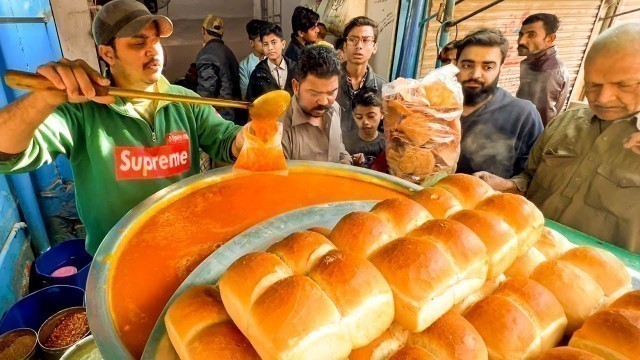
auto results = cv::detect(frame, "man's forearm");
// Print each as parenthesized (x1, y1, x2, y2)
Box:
(0, 92, 60, 154)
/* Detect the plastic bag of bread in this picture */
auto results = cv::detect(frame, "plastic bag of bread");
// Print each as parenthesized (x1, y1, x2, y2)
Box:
(382, 65, 463, 185)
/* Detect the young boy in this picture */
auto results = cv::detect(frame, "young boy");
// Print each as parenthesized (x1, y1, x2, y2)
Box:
(345, 89, 386, 168)
(239, 19, 269, 99)
(246, 23, 295, 102)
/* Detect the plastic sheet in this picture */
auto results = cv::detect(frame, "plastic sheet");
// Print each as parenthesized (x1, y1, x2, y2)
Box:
(382, 65, 463, 185)
(233, 90, 290, 173)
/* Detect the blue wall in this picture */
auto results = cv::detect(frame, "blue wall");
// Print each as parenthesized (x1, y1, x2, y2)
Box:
(0, 0, 84, 246)
(0, 0, 82, 318)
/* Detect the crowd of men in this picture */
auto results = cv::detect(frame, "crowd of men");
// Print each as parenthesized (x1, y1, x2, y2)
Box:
(0, 0, 637, 257)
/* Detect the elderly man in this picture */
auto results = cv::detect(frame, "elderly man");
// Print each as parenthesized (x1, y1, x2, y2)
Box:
(476, 23, 640, 253)
(0, 0, 245, 255)
(280, 45, 351, 164)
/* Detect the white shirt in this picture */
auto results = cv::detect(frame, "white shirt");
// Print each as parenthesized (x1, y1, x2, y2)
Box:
(267, 58, 288, 90)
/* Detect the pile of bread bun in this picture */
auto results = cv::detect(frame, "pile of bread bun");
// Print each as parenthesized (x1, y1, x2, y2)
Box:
(164, 174, 636, 360)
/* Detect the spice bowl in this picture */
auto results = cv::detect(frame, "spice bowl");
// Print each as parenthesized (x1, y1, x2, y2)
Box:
(0, 328, 38, 359)
(37, 307, 90, 360)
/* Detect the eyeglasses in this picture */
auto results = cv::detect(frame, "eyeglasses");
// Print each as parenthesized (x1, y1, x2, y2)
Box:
(345, 36, 376, 47)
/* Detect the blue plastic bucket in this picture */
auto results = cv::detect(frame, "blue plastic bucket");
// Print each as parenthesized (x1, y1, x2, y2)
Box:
(0, 285, 85, 334)
(34, 239, 92, 291)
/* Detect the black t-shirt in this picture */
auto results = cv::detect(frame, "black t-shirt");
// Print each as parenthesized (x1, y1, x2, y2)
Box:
(457, 88, 543, 178)
(344, 131, 386, 167)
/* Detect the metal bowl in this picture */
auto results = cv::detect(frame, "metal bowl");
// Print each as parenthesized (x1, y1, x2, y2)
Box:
(0, 328, 38, 360)
(37, 307, 90, 360)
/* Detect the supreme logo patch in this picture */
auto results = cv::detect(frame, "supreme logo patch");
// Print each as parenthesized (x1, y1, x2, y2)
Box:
(115, 131, 191, 180)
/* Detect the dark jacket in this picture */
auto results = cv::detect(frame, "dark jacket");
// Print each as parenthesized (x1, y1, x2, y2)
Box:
(458, 87, 543, 178)
(284, 35, 306, 62)
(245, 57, 296, 103)
(516, 46, 568, 127)
(336, 63, 387, 140)
(195, 38, 244, 124)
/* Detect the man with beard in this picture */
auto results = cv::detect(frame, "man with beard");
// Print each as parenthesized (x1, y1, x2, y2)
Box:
(0, 0, 245, 255)
(516, 13, 568, 126)
(474, 24, 640, 253)
(280, 45, 352, 164)
(455, 28, 543, 178)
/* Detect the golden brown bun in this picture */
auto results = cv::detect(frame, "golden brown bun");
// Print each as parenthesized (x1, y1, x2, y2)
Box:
(307, 226, 332, 237)
(530, 247, 631, 334)
(559, 247, 631, 305)
(389, 345, 438, 360)
(165, 285, 259, 360)
(504, 246, 547, 279)
(370, 198, 433, 236)
(407, 311, 488, 360)
(530, 259, 604, 334)
(267, 230, 335, 274)
(449, 209, 519, 278)
(609, 290, 640, 312)
(569, 308, 640, 360)
(370, 219, 487, 332)
(475, 193, 544, 256)
(349, 323, 409, 360)
(219, 252, 293, 334)
(410, 187, 462, 219)
(535, 227, 575, 259)
(248, 274, 351, 359)
(465, 278, 567, 360)
(451, 274, 506, 315)
(186, 322, 260, 360)
(538, 347, 605, 360)
(505, 227, 574, 279)
(433, 174, 493, 209)
(330, 211, 396, 258)
(309, 250, 394, 348)
(221, 232, 397, 359)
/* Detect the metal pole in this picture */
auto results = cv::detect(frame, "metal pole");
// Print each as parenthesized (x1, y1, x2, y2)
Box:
(435, 0, 456, 68)
(8, 174, 51, 255)
(411, 0, 432, 78)
(397, 0, 429, 78)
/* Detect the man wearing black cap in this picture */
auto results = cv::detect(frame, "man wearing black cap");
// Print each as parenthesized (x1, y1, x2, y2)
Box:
(196, 14, 243, 124)
(0, 0, 245, 255)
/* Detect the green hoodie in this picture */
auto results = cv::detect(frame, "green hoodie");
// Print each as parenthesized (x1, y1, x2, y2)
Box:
(0, 76, 241, 254)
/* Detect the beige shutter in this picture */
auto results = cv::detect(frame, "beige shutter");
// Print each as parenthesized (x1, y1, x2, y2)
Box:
(610, 0, 640, 26)
(417, 0, 602, 95)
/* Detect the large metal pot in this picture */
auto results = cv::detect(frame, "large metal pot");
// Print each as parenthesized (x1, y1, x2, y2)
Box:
(87, 161, 421, 359)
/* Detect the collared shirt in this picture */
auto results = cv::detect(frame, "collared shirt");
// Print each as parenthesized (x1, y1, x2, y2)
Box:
(513, 107, 640, 253)
(337, 63, 387, 147)
(516, 46, 569, 126)
(280, 96, 352, 164)
(239, 52, 263, 99)
(267, 58, 288, 90)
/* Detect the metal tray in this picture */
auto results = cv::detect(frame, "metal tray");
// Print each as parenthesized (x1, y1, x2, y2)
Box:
(141, 202, 640, 359)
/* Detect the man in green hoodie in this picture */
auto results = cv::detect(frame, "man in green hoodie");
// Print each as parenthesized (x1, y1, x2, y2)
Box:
(0, 0, 245, 255)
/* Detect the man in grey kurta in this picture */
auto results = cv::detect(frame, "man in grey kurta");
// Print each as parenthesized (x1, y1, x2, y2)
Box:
(474, 24, 640, 253)
(280, 44, 352, 164)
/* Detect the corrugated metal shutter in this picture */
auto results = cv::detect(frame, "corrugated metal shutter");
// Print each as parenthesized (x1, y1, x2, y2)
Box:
(611, 0, 640, 26)
(417, 0, 602, 95)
